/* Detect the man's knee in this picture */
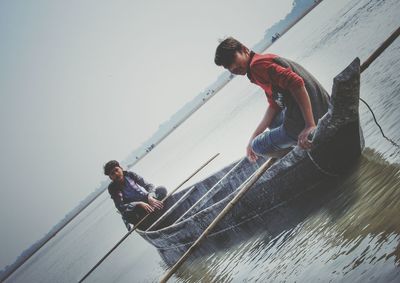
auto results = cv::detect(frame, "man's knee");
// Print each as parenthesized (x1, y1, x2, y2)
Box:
(251, 132, 278, 156)
(251, 135, 293, 158)
(251, 138, 266, 156)
(154, 186, 167, 200)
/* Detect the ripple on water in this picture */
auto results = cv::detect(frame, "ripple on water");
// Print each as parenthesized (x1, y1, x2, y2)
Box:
(175, 149, 400, 282)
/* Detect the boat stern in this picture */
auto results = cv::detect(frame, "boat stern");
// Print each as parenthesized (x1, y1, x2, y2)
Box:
(308, 58, 364, 175)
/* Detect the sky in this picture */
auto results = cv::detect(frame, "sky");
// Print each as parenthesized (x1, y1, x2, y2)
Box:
(0, 0, 295, 270)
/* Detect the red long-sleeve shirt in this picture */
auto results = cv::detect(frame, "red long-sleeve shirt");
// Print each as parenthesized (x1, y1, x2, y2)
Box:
(247, 53, 305, 110)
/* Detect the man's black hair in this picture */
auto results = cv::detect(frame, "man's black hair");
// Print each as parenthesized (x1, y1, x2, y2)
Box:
(214, 37, 248, 68)
(104, 160, 120, 176)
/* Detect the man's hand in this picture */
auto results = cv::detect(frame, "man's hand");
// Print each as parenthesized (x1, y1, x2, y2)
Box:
(148, 196, 164, 210)
(138, 202, 155, 213)
(246, 143, 258, 163)
(297, 125, 316, 149)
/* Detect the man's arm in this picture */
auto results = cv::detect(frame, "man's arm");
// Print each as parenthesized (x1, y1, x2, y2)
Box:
(109, 190, 138, 213)
(290, 85, 316, 149)
(109, 188, 124, 213)
(249, 105, 280, 142)
(267, 62, 315, 149)
(130, 172, 155, 193)
(129, 171, 163, 210)
(110, 191, 155, 214)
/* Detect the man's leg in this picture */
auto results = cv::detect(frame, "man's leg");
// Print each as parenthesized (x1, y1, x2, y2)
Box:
(123, 187, 167, 228)
(251, 112, 296, 158)
(124, 208, 144, 226)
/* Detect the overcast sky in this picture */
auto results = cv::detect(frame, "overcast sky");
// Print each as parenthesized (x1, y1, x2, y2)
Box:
(0, 0, 294, 270)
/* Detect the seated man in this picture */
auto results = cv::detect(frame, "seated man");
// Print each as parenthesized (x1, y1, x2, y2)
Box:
(214, 37, 330, 160)
(104, 160, 167, 230)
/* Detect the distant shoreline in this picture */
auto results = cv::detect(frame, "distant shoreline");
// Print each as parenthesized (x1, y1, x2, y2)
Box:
(0, 1, 323, 281)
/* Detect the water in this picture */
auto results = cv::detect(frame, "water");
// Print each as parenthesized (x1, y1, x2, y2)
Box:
(176, 150, 400, 282)
(6, 0, 400, 282)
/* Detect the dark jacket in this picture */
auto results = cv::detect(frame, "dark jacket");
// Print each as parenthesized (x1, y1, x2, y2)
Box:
(107, 171, 155, 216)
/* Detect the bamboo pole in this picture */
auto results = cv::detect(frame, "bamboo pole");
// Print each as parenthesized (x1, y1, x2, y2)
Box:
(360, 26, 400, 73)
(159, 157, 276, 283)
(79, 153, 220, 283)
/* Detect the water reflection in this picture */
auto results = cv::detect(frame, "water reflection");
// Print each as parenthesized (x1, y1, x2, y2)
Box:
(168, 148, 400, 282)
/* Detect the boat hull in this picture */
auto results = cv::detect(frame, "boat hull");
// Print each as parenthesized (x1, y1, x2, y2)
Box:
(137, 58, 364, 266)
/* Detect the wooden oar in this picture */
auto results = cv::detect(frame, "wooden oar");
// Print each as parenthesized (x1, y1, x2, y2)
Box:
(360, 26, 400, 73)
(159, 157, 276, 283)
(79, 153, 220, 283)
(359, 26, 400, 148)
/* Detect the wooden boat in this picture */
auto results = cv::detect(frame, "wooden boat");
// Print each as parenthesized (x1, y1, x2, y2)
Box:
(136, 58, 364, 266)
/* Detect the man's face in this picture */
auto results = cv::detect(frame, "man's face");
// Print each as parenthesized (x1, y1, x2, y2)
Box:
(226, 50, 249, 75)
(109, 166, 124, 183)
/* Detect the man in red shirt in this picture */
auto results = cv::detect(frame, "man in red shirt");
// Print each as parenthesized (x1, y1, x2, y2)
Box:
(214, 37, 330, 161)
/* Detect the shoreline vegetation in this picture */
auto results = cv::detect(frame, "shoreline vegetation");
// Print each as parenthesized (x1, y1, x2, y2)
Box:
(0, 0, 322, 281)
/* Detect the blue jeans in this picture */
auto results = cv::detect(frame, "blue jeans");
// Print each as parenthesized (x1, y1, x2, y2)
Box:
(251, 111, 297, 157)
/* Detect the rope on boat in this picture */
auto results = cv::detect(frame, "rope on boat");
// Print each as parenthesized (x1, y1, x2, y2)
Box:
(173, 157, 248, 224)
(78, 153, 220, 283)
(359, 98, 400, 149)
(153, 198, 290, 251)
(359, 26, 400, 150)
(307, 152, 339, 177)
(310, 26, 400, 177)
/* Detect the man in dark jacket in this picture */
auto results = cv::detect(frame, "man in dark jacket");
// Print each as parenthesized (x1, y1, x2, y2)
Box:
(104, 160, 167, 230)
